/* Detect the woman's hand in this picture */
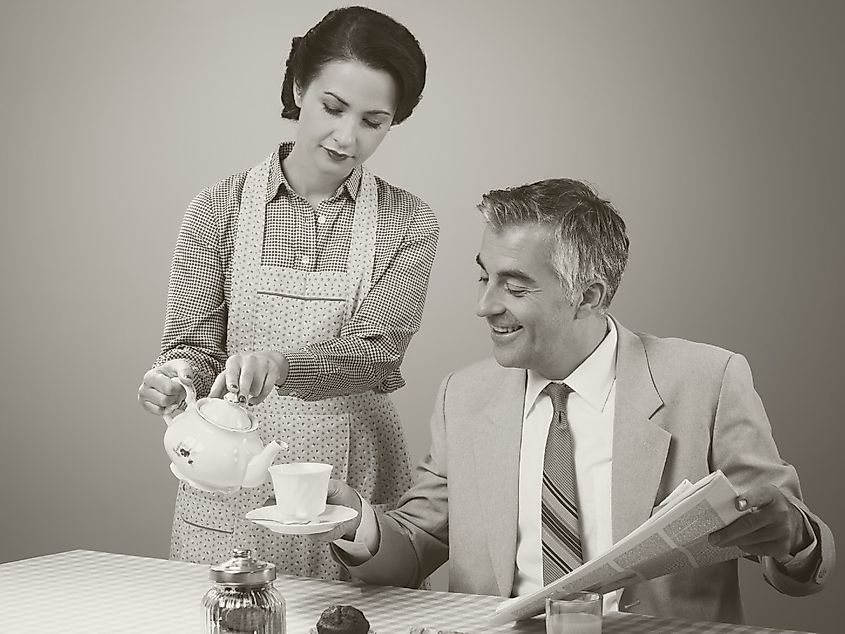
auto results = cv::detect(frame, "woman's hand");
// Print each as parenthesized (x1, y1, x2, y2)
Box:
(137, 359, 193, 416)
(209, 351, 289, 405)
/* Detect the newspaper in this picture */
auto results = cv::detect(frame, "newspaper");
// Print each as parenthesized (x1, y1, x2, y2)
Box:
(491, 470, 747, 624)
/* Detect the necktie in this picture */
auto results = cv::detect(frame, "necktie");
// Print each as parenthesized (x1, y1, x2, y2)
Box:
(541, 382, 583, 585)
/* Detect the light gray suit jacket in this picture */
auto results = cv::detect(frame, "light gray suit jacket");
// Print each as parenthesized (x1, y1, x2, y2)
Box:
(344, 320, 835, 623)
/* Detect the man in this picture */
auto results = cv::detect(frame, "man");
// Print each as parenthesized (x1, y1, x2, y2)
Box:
(316, 179, 834, 623)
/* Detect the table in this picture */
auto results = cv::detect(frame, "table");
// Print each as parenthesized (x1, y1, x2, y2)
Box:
(0, 551, 810, 633)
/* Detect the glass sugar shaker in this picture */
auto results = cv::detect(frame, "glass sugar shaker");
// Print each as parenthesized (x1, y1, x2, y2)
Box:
(202, 548, 286, 634)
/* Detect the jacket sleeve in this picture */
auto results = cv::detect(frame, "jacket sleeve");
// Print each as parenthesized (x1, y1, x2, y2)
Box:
(335, 372, 452, 587)
(710, 353, 835, 594)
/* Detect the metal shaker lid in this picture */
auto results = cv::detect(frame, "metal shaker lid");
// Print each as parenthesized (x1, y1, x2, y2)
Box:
(210, 549, 276, 585)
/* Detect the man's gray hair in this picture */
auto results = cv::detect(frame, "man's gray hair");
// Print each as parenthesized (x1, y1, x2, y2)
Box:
(477, 178, 629, 309)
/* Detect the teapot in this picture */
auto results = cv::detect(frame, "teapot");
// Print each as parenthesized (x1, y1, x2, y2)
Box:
(162, 377, 286, 494)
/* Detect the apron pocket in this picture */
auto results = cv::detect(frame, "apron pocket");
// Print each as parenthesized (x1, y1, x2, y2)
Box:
(278, 414, 350, 482)
(175, 482, 236, 533)
(253, 269, 350, 351)
(254, 292, 348, 351)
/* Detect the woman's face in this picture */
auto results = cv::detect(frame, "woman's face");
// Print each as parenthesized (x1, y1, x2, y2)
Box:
(293, 59, 397, 180)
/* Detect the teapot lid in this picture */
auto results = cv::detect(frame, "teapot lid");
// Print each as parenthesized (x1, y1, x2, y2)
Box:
(198, 394, 255, 431)
(210, 549, 275, 585)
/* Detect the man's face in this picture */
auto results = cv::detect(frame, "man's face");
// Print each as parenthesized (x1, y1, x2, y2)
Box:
(293, 59, 395, 180)
(476, 223, 580, 379)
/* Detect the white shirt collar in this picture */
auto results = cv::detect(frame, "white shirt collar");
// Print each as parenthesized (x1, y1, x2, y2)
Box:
(525, 316, 618, 415)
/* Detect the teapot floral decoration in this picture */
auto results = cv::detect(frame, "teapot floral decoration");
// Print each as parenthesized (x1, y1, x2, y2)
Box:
(162, 377, 286, 494)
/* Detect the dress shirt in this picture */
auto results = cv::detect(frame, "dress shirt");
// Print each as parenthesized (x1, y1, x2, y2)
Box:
(514, 317, 619, 612)
(154, 142, 438, 399)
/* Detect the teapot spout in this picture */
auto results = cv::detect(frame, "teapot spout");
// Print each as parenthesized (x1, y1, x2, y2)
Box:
(242, 440, 287, 488)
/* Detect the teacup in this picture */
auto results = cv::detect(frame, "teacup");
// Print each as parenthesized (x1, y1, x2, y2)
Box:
(268, 462, 333, 522)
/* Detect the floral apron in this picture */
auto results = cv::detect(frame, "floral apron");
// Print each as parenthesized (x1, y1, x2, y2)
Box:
(169, 153, 413, 580)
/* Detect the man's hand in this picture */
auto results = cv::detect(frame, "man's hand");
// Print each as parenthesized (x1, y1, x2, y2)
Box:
(137, 359, 193, 416)
(709, 484, 811, 558)
(209, 351, 289, 405)
(309, 479, 364, 543)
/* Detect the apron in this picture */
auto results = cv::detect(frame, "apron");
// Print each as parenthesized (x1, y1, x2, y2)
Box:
(169, 153, 413, 580)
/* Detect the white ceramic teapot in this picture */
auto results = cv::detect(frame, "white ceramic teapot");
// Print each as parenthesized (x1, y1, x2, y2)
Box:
(162, 377, 286, 494)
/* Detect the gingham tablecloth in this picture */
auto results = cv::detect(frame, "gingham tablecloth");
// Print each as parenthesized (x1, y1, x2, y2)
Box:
(0, 550, 809, 633)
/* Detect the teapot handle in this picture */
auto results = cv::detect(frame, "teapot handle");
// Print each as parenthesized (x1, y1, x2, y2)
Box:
(162, 376, 198, 426)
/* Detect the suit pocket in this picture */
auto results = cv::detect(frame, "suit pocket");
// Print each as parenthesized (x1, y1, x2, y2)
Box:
(175, 482, 236, 533)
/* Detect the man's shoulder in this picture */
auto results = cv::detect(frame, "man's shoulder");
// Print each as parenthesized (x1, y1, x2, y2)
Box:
(637, 331, 736, 367)
(452, 356, 509, 378)
(630, 328, 746, 392)
(444, 358, 518, 397)
(434, 358, 522, 422)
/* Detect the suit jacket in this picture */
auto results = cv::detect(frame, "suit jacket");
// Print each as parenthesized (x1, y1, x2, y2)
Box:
(344, 319, 835, 623)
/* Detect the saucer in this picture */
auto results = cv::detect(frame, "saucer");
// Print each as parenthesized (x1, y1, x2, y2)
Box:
(245, 504, 359, 535)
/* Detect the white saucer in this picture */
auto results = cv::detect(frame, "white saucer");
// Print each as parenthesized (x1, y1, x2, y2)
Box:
(245, 504, 359, 535)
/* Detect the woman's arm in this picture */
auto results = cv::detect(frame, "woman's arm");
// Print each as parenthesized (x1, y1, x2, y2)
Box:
(154, 187, 229, 397)
(280, 199, 439, 400)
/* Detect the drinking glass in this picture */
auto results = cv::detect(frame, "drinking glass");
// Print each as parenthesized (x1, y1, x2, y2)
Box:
(545, 592, 602, 633)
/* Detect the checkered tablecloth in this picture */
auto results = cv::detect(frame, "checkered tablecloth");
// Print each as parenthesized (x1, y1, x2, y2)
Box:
(0, 551, 809, 633)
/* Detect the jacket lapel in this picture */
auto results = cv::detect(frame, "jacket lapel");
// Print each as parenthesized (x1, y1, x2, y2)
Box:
(611, 320, 671, 544)
(471, 366, 526, 597)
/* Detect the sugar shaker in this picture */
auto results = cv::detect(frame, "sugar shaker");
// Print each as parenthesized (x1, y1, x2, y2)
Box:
(202, 549, 285, 634)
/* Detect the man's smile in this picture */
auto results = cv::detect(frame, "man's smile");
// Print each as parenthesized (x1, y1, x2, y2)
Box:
(490, 323, 523, 338)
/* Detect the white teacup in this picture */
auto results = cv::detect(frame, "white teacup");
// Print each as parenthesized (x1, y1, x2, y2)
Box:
(268, 462, 333, 522)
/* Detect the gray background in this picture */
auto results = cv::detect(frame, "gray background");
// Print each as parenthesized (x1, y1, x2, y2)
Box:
(1, 1, 842, 632)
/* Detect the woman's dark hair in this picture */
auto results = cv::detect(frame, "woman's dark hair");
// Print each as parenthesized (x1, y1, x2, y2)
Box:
(280, 6, 426, 125)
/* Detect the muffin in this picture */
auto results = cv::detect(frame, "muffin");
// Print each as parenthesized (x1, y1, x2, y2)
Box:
(315, 605, 370, 634)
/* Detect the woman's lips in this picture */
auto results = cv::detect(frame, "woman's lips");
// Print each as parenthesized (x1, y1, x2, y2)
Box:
(323, 147, 351, 162)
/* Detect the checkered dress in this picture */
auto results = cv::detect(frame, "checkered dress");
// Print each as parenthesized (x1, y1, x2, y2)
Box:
(154, 141, 439, 400)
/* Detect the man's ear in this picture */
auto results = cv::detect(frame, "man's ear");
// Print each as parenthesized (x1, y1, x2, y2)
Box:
(576, 280, 607, 317)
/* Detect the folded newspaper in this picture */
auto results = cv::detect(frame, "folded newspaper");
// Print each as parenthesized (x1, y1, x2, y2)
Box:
(491, 470, 747, 624)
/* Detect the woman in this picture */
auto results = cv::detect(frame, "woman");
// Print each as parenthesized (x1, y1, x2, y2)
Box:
(137, 6, 437, 581)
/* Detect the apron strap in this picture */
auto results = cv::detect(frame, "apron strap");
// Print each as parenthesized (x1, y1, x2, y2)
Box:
(344, 167, 378, 322)
(228, 155, 272, 354)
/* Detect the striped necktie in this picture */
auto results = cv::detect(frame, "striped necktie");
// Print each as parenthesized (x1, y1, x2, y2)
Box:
(541, 381, 583, 585)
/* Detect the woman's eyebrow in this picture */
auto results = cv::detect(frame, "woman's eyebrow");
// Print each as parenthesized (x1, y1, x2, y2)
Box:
(324, 91, 392, 116)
